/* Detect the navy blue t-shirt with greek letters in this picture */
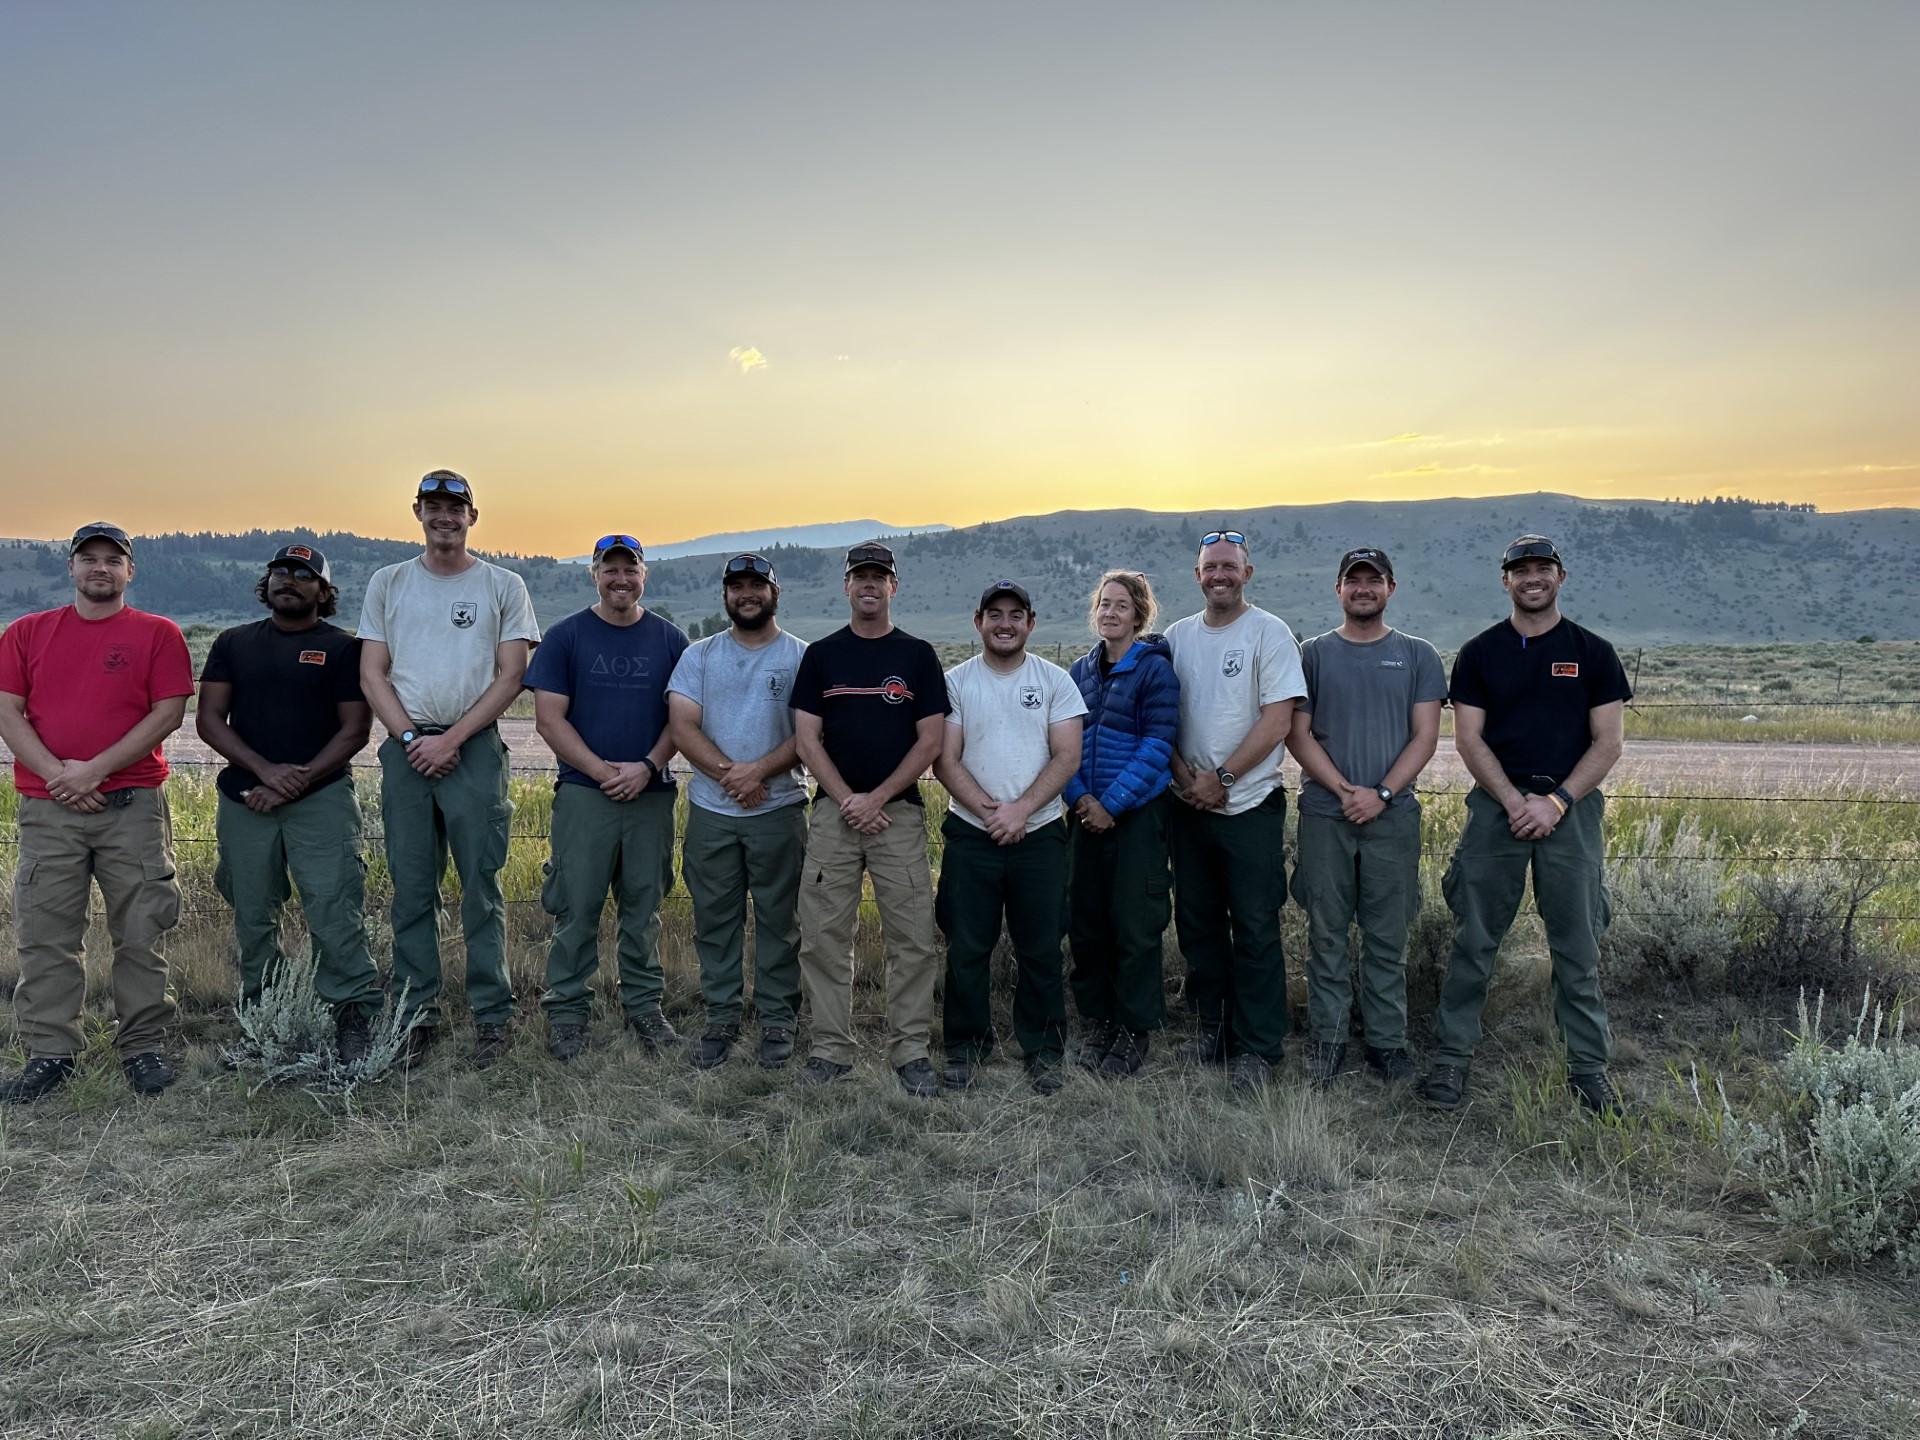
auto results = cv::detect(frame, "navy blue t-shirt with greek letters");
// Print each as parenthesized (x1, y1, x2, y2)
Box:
(524, 608, 690, 789)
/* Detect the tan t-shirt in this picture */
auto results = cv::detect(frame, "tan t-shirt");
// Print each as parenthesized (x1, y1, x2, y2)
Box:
(357, 556, 541, 727)
(944, 652, 1088, 831)
(1163, 605, 1306, 814)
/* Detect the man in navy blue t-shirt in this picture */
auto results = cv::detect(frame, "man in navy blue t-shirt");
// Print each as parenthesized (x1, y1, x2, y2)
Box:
(526, 534, 689, 1060)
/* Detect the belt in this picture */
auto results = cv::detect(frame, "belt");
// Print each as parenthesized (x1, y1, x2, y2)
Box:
(415, 725, 450, 737)
(1506, 772, 1565, 795)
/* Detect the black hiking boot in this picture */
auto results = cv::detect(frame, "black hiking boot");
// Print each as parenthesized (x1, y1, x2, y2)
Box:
(1420, 1063, 1469, 1110)
(691, 1025, 739, 1070)
(1305, 1040, 1348, 1088)
(336, 1009, 374, 1066)
(625, 1008, 680, 1052)
(896, 1058, 940, 1098)
(473, 1023, 511, 1070)
(1076, 1020, 1117, 1070)
(547, 1022, 588, 1064)
(795, 1056, 853, 1087)
(1569, 1070, 1626, 1119)
(1181, 1025, 1227, 1067)
(943, 1054, 981, 1091)
(1026, 1056, 1065, 1097)
(1098, 1029, 1149, 1078)
(1229, 1053, 1273, 1095)
(0, 1056, 76, 1104)
(401, 1025, 439, 1071)
(123, 1051, 177, 1098)
(757, 1026, 795, 1070)
(1364, 1046, 1419, 1084)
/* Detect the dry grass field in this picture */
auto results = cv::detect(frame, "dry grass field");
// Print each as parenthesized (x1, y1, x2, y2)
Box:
(2, 767, 1918, 1438)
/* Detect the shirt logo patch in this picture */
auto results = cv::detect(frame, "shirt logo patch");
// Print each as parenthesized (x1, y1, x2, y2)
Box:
(881, 676, 911, 704)
(1019, 685, 1043, 710)
(1379, 659, 1406, 669)
(298, 650, 327, 665)
(767, 671, 787, 699)
(451, 601, 477, 629)
(1552, 662, 1580, 678)
(103, 645, 130, 672)
(1222, 649, 1245, 678)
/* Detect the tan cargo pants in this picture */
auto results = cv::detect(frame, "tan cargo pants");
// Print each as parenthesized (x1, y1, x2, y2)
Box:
(795, 799, 939, 1068)
(11, 788, 180, 1057)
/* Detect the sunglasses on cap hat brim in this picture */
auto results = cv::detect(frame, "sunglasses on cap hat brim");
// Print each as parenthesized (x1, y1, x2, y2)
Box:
(592, 534, 644, 560)
(723, 554, 776, 581)
(417, 473, 472, 498)
(1501, 538, 1563, 568)
(1199, 530, 1246, 547)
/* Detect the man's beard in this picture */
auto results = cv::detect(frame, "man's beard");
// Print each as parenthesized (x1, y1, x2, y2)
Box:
(728, 594, 778, 631)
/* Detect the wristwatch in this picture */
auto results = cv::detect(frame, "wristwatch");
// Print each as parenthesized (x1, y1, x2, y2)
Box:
(639, 757, 661, 781)
(1376, 785, 1394, 804)
(400, 729, 418, 745)
(1215, 767, 1237, 788)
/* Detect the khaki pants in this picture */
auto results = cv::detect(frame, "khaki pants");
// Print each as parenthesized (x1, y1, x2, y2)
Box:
(795, 799, 939, 1067)
(12, 788, 179, 1058)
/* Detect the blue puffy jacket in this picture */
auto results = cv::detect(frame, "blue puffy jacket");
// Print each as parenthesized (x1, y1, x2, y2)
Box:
(1063, 635, 1181, 817)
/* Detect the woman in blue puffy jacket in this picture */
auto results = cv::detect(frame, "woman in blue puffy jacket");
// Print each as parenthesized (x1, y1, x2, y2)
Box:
(1063, 569, 1181, 1076)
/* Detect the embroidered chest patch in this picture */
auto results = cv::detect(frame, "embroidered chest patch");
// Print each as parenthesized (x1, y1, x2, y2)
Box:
(1551, 662, 1580, 678)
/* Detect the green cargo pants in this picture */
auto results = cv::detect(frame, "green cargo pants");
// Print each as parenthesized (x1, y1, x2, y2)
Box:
(1289, 804, 1422, 1049)
(214, 781, 381, 1016)
(1431, 786, 1613, 1072)
(1167, 788, 1291, 1061)
(935, 813, 1070, 1064)
(540, 781, 677, 1023)
(12, 788, 179, 1058)
(378, 729, 513, 1028)
(681, 801, 806, 1030)
(1067, 794, 1171, 1035)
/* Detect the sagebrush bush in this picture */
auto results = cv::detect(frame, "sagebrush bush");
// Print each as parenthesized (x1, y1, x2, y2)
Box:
(220, 963, 414, 1095)
(1731, 858, 1890, 994)
(1603, 814, 1736, 996)
(1718, 990, 1920, 1273)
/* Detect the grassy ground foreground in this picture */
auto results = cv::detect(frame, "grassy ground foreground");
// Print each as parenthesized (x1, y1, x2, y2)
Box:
(3, 773, 1919, 1437)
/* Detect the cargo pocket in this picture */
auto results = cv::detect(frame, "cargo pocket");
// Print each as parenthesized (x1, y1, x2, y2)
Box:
(11, 859, 42, 946)
(136, 855, 183, 940)
(540, 858, 566, 921)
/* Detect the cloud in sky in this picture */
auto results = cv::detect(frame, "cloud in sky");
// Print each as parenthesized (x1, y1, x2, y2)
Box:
(1344, 433, 1508, 451)
(728, 346, 768, 375)
(1373, 463, 1520, 479)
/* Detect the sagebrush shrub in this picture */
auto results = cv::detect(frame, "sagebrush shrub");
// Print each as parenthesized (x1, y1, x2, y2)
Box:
(1731, 859, 1890, 994)
(1603, 814, 1736, 996)
(220, 962, 413, 1095)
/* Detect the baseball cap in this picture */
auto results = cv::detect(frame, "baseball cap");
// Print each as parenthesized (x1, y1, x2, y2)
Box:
(977, 579, 1033, 612)
(417, 469, 474, 503)
(1337, 547, 1394, 581)
(723, 552, 776, 583)
(70, 522, 133, 557)
(844, 541, 897, 575)
(267, 543, 331, 582)
(592, 533, 644, 562)
(1501, 534, 1563, 569)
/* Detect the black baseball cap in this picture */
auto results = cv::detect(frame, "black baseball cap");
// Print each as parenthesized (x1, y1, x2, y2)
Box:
(723, 552, 777, 583)
(1337, 547, 1394, 581)
(844, 541, 897, 575)
(70, 522, 133, 557)
(417, 469, 474, 503)
(1501, 534, 1563, 569)
(267, 543, 331, 582)
(591, 533, 644, 563)
(977, 579, 1033, 612)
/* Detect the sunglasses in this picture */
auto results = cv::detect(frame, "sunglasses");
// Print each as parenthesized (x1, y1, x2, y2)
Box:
(1502, 540, 1560, 565)
(594, 534, 643, 556)
(724, 555, 775, 578)
(1200, 530, 1246, 547)
(269, 566, 322, 582)
(418, 476, 471, 497)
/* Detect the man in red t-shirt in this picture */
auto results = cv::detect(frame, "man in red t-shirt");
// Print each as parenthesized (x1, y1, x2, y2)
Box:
(0, 523, 193, 1103)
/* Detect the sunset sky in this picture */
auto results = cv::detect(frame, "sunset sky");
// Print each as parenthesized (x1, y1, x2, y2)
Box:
(3, 3, 1915, 555)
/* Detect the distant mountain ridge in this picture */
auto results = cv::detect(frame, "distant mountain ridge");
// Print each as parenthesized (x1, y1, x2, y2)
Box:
(562, 519, 951, 562)
(4, 493, 1915, 647)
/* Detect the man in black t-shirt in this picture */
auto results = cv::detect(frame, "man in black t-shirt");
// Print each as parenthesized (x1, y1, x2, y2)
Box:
(1422, 535, 1632, 1116)
(789, 541, 950, 1095)
(197, 544, 381, 1058)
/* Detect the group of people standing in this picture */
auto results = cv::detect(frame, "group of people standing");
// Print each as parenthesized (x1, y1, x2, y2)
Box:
(0, 471, 1632, 1118)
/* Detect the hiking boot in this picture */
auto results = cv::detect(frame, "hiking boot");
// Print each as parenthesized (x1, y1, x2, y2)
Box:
(1420, 1063, 1469, 1110)
(401, 1025, 439, 1071)
(1026, 1056, 1065, 1096)
(690, 1025, 739, 1070)
(1229, 1052, 1273, 1095)
(123, 1051, 176, 1098)
(473, 1023, 511, 1070)
(758, 1026, 795, 1070)
(1098, 1029, 1150, 1078)
(548, 1022, 588, 1064)
(1305, 1040, 1348, 1088)
(1364, 1046, 1419, 1084)
(336, 1009, 374, 1066)
(1180, 1025, 1227, 1067)
(1076, 1020, 1117, 1070)
(896, 1058, 940, 1098)
(943, 1054, 981, 1091)
(0, 1056, 76, 1104)
(625, 1008, 680, 1052)
(795, 1056, 853, 1087)
(1569, 1071, 1626, 1119)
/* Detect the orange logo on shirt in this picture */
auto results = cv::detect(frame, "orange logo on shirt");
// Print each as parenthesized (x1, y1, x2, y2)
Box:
(1551, 663, 1579, 677)
(299, 650, 327, 665)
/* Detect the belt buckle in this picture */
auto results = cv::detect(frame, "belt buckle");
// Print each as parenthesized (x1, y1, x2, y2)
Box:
(1528, 774, 1557, 794)
(106, 788, 135, 809)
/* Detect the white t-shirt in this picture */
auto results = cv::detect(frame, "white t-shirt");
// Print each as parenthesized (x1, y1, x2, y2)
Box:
(1163, 604, 1307, 814)
(357, 556, 542, 728)
(943, 652, 1088, 832)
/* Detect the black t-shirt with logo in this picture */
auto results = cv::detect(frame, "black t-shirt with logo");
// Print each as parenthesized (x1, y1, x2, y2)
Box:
(790, 625, 950, 805)
(1448, 616, 1632, 780)
(199, 619, 366, 801)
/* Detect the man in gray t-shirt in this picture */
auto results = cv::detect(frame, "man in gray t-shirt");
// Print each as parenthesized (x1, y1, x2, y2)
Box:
(1284, 548, 1446, 1086)
(665, 554, 809, 1069)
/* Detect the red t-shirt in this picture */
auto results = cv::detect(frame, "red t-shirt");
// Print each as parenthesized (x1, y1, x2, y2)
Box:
(0, 605, 195, 798)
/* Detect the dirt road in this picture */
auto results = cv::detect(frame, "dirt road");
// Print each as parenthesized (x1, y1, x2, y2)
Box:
(14, 721, 1914, 797)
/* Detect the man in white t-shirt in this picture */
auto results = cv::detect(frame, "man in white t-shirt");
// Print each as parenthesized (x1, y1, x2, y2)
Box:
(358, 469, 541, 1069)
(1163, 528, 1307, 1093)
(933, 581, 1086, 1094)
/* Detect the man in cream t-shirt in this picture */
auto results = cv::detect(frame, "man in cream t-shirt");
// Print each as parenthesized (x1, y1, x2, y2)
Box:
(933, 581, 1086, 1093)
(358, 469, 541, 1068)
(1163, 528, 1307, 1093)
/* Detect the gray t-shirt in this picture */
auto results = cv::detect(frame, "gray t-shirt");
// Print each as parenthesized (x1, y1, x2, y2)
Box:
(944, 652, 1088, 832)
(1163, 605, 1307, 814)
(356, 556, 541, 728)
(1297, 628, 1448, 819)
(665, 628, 808, 816)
